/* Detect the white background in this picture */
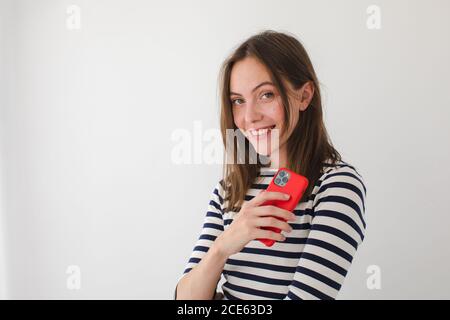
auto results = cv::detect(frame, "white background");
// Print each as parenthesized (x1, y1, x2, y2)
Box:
(1, 0, 449, 299)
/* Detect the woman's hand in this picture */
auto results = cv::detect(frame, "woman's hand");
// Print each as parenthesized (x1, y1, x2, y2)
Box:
(214, 191, 297, 258)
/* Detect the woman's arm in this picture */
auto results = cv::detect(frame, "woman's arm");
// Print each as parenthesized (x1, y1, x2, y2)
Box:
(175, 182, 227, 300)
(175, 241, 228, 299)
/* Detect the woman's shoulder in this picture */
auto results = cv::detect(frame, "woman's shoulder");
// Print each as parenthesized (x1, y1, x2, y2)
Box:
(210, 179, 226, 208)
(318, 158, 367, 197)
(313, 158, 367, 230)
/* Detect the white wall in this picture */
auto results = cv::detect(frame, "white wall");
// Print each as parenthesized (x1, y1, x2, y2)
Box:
(0, 0, 12, 300)
(1, 0, 449, 299)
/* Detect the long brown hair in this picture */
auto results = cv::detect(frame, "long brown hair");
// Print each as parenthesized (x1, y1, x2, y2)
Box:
(218, 30, 342, 213)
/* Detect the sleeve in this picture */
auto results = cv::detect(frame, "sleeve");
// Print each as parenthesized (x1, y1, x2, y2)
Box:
(283, 165, 367, 300)
(174, 181, 226, 299)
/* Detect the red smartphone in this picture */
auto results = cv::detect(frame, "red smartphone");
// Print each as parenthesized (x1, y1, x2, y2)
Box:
(257, 168, 309, 247)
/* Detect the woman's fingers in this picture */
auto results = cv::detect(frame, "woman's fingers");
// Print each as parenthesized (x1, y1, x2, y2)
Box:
(252, 205, 296, 222)
(250, 191, 290, 207)
(256, 229, 286, 242)
(255, 216, 293, 233)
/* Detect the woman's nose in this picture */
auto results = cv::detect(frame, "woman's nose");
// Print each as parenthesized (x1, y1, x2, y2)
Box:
(244, 103, 263, 123)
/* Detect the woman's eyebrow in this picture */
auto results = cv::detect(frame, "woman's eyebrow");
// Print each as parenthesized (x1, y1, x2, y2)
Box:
(230, 81, 273, 96)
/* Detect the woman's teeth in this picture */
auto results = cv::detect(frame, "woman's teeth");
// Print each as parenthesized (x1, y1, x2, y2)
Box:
(249, 126, 275, 136)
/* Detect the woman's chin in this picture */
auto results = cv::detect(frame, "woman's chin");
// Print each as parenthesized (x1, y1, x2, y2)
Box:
(252, 145, 278, 157)
(247, 136, 280, 159)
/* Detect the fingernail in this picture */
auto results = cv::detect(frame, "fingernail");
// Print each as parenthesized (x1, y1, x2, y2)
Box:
(284, 194, 290, 199)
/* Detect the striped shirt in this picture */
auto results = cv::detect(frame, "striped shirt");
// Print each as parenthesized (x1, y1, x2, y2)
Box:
(175, 160, 367, 300)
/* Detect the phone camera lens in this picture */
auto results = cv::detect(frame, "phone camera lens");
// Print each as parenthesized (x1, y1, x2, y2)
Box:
(279, 171, 286, 177)
(275, 178, 282, 185)
(282, 176, 288, 183)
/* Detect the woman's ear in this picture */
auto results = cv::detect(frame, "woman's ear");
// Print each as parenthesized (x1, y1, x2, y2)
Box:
(295, 81, 315, 112)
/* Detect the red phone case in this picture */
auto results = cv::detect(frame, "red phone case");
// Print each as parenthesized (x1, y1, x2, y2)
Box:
(257, 168, 309, 247)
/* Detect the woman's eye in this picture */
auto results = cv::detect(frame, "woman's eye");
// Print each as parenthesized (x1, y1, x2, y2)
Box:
(231, 92, 273, 106)
(261, 92, 274, 99)
(231, 98, 244, 106)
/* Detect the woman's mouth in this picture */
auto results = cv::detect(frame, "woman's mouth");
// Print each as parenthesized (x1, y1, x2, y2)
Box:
(248, 125, 276, 137)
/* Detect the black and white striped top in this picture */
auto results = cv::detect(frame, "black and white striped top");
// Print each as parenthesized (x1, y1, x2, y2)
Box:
(176, 160, 367, 300)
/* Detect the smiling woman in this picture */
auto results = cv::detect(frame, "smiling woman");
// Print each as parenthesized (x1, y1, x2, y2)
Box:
(175, 30, 367, 300)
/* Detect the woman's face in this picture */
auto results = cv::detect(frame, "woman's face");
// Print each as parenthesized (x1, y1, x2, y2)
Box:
(230, 56, 301, 159)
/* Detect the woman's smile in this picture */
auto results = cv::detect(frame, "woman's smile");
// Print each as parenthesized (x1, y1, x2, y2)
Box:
(247, 124, 276, 138)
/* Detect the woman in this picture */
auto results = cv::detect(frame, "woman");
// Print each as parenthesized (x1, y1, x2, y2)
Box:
(175, 30, 367, 300)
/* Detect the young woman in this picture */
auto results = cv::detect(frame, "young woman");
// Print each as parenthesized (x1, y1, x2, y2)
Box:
(175, 30, 367, 300)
